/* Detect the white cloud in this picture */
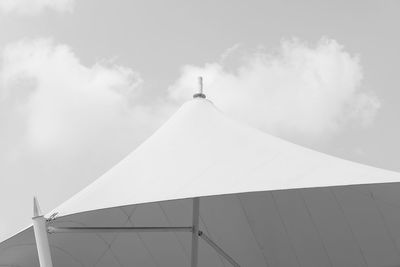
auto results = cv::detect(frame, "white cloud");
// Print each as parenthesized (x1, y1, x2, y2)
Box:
(0, 38, 168, 156)
(0, 0, 74, 15)
(169, 38, 380, 141)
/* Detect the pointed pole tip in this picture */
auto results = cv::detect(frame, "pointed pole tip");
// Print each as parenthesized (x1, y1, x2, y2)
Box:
(33, 196, 42, 217)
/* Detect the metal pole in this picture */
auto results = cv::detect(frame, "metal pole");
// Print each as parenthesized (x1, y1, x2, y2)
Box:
(48, 226, 192, 234)
(193, 77, 206, 98)
(32, 197, 54, 267)
(199, 231, 241, 267)
(198, 76, 203, 95)
(191, 197, 200, 267)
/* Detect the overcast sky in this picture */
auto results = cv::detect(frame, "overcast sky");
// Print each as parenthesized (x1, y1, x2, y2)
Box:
(0, 0, 399, 241)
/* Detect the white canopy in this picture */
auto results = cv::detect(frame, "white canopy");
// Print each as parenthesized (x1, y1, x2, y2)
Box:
(49, 97, 400, 216)
(1, 97, 400, 267)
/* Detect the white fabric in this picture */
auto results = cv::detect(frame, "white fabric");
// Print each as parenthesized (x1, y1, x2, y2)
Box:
(51, 98, 400, 217)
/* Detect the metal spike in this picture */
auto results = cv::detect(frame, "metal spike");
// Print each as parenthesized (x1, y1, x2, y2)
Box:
(193, 76, 206, 99)
(33, 196, 42, 217)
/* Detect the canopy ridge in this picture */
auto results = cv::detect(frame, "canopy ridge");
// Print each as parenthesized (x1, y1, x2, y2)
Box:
(237, 195, 271, 266)
(330, 188, 369, 266)
(364, 187, 400, 259)
(119, 207, 160, 267)
(270, 192, 302, 267)
(158, 202, 190, 260)
(298, 190, 334, 267)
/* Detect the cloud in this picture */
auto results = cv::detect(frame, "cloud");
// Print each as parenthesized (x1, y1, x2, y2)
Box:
(0, 38, 169, 158)
(0, 0, 74, 15)
(169, 38, 380, 141)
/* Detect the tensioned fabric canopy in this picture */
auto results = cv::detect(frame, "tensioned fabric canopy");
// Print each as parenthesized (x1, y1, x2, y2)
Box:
(2, 97, 400, 267)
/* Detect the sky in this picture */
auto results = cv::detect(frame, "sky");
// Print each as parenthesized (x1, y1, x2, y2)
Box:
(0, 0, 399, 241)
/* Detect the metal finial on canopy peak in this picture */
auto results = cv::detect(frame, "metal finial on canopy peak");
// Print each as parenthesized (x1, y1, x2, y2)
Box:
(33, 196, 42, 217)
(193, 76, 206, 99)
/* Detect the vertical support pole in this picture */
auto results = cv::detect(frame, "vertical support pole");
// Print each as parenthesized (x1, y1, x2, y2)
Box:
(193, 77, 206, 99)
(191, 197, 200, 267)
(32, 197, 54, 267)
(198, 76, 203, 95)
